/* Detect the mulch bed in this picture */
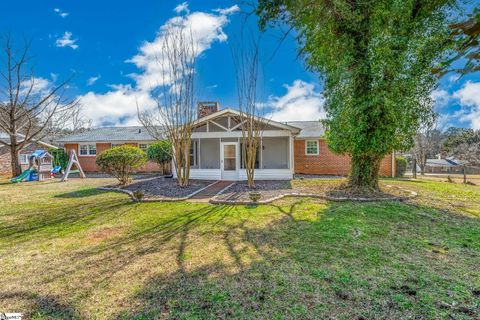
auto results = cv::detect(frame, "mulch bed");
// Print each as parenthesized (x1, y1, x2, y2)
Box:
(117, 176, 212, 200)
(212, 180, 416, 204)
(215, 180, 294, 203)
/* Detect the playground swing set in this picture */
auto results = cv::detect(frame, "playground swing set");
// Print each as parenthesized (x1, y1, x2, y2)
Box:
(10, 149, 86, 183)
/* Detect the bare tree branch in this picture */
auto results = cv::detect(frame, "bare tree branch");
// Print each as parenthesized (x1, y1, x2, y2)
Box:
(0, 35, 79, 176)
(138, 26, 197, 187)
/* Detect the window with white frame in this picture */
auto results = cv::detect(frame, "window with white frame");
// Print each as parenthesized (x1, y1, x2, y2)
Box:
(139, 143, 149, 151)
(305, 140, 319, 155)
(79, 144, 96, 156)
(19, 153, 30, 164)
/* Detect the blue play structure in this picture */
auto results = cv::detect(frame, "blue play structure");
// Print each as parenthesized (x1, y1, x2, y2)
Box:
(10, 150, 54, 183)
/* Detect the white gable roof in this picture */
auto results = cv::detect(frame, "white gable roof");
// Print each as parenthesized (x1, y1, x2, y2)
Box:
(192, 108, 301, 133)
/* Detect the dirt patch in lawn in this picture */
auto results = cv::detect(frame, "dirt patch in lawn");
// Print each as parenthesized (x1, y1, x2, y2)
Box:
(87, 227, 125, 243)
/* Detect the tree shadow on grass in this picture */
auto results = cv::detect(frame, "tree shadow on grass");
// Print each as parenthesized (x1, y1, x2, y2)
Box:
(113, 199, 480, 319)
(0, 291, 81, 319)
(53, 188, 108, 198)
(0, 197, 135, 246)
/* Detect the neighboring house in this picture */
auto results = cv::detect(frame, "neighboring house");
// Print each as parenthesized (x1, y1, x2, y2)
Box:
(57, 103, 395, 180)
(58, 127, 161, 173)
(422, 157, 480, 175)
(0, 133, 58, 175)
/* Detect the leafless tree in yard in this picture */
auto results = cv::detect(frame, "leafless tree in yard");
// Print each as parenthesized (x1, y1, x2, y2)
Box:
(0, 36, 78, 176)
(231, 34, 266, 189)
(138, 26, 197, 187)
(411, 115, 442, 177)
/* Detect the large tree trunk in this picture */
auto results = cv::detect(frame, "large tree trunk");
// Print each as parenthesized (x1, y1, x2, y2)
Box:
(348, 154, 382, 191)
(10, 146, 22, 177)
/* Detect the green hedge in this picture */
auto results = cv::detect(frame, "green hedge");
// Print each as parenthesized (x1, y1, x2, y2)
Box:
(49, 148, 68, 169)
(146, 141, 172, 174)
(395, 156, 407, 177)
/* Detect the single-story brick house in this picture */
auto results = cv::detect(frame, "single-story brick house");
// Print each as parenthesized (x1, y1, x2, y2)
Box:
(0, 133, 58, 176)
(58, 104, 395, 180)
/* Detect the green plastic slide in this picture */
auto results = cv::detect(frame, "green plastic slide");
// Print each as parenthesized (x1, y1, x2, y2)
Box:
(10, 169, 32, 183)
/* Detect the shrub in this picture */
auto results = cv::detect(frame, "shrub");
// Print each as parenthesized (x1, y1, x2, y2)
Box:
(146, 141, 172, 175)
(395, 156, 407, 177)
(96, 146, 147, 185)
(49, 148, 68, 169)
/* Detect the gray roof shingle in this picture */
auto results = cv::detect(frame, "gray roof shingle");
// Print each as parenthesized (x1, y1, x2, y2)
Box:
(286, 121, 325, 138)
(57, 126, 158, 143)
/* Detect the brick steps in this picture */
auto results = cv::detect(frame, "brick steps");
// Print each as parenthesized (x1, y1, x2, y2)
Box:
(188, 181, 234, 202)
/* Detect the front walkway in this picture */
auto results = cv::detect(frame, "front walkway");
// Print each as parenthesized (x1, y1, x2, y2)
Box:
(188, 180, 234, 203)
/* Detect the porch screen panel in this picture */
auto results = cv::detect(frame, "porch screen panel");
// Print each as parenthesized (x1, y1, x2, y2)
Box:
(199, 138, 220, 169)
(261, 137, 288, 169)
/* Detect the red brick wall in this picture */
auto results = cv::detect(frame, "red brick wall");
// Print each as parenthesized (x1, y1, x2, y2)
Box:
(294, 139, 394, 177)
(64, 142, 161, 173)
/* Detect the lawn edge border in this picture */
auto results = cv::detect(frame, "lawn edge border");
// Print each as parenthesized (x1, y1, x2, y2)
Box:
(210, 190, 417, 205)
(97, 180, 219, 202)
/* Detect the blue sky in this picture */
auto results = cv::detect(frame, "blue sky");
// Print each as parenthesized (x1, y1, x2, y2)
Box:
(1, 0, 479, 129)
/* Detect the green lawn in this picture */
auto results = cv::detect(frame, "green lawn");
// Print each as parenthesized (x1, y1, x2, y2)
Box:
(0, 178, 479, 319)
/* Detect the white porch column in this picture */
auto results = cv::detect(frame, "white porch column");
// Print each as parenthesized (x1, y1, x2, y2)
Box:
(198, 139, 201, 169)
(260, 137, 263, 169)
(289, 135, 294, 172)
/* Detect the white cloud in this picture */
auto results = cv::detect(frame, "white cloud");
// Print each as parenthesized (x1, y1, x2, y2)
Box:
(453, 81, 480, 129)
(174, 2, 189, 14)
(431, 89, 450, 109)
(53, 8, 69, 18)
(80, 85, 156, 126)
(213, 5, 240, 15)
(55, 32, 78, 50)
(128, 10, 230, 91)
(448, 75, 460, 83)
(20, 77, 52, 96)
(77, 9, 233, 126)
(265, 80, 326, 122)
(87, 75, 101, 86)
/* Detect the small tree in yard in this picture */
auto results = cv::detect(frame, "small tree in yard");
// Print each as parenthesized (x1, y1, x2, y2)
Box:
(0, 36, 78, 177)
(96, 146, 147, 185)
(147, 141, 172, 175)
(138, 26, 197, 187)
(257, 0, 459, 191)
(411, 116, 444, 176)
(231, 35, 265, 189)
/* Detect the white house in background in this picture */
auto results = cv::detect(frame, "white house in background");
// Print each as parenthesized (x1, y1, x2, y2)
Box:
(178, 107, 300, 181)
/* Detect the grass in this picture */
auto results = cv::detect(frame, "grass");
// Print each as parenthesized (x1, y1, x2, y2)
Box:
(0, 177, 479, 319)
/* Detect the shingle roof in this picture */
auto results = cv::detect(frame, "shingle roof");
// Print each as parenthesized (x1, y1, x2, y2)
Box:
(0, 132, 10, 145)
(0, 132, 58, 148)
(56, 126, 159, 142)
(286, 121, 325, 138)
(426, 158, 465, 167)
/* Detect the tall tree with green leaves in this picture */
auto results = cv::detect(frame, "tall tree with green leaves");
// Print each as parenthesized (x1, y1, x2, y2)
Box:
(257, 0, 458, 190)
(439, 7, 480, 75)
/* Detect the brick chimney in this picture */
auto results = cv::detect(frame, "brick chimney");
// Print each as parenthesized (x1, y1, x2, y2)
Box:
(197, 101, 219, 119)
